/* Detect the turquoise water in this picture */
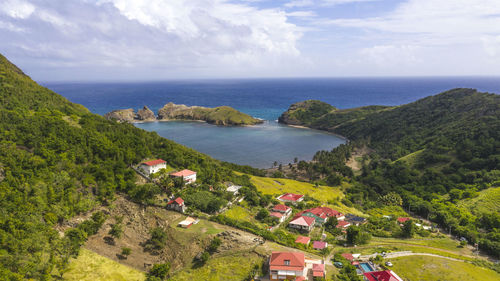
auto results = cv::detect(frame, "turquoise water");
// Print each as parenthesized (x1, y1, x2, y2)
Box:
(360, 262, 375, 272)
(135, 120, 345, 168)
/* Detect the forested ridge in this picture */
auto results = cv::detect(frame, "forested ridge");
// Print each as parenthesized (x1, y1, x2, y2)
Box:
(0, 54, 261, 280)
(280, 89, 500, 258)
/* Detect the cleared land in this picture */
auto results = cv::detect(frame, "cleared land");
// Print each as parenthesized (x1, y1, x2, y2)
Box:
(458, 187, 500, 214)
(388, 255, 500, 281)
(63, 248, 145, 281)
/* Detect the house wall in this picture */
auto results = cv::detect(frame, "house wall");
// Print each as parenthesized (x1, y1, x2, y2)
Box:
(140, 163, 166, 175)
(184, 174, 196, 183)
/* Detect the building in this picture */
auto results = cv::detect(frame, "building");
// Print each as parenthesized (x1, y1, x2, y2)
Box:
(139, 159, 167, 175)
(295, 207, 344, 226)
(336, 220, 351, 229)
(345, 214, 367, 226)
(270, 212, 287, 223)
(289, 216, 316, 232)
(269, 252, 307, 281)
(363, 270, 404, 281)
(272, 204, 292, 217)
(167, 197, 186, 213)
(226, 184, 242, 195)
(277, 193, 304, 204)
(341, 253, 354, 262)
(178, 217, 198, 228)
(312, 241, 328, 250)
(397, 217, 411, 225)
(295, 236, 311, 245)
(312, 264, 325, 279)
(170, 169, 197, 184)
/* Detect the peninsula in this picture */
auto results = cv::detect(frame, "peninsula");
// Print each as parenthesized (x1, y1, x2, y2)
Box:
(105, 103, 263, 126)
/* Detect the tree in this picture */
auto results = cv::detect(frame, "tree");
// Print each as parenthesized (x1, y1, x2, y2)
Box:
(144, 228, 168, 252)
(109, 223, 123, 239)
(294, 157, 298, 163)
(346, 226, 371, 245)
(147, 263, 170, 280)
(402, 220, 416, 238)
(324, 217, 338, 234)
(207, 237, 222, 254)
(121, 247, 131, 258)
(256, 208, 270, 221)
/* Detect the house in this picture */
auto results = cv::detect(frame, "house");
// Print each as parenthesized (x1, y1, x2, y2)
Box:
(178, 217, 197, 228)
(170, 169, 197, 184)
(336, 220, 351, 229)
(312, 241, 328, 250)
(397, 217, 411, 224)
(270, 212, 287, 223)
(295, 236, 311, 245)
(295, 207, 344, 226)
(277, 193, 304, 204)
(289, 216, 316, 232)
(312, 263, 325, 279)
(363, 270, 404, 281)
(140, 159, 167, 175)
(341, 253, 354, 262)
(345, 214, 367, 226)
(166, 197, 186, 213)
(269, 252, 307, 281)
(272, 204, 292, 217)
(226, 184, 242, 195)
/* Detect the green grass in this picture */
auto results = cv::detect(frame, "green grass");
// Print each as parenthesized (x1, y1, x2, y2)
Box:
(394, 149, 424, 166)
(458, 187, 500, 215)
(63, 248, 145, 281)
(247, 175, 362, 215)
(388, 255, 500, 281)
(223, 205, 266, 228)
(169, 251, 263, 281)
(171, 217, 225, 235)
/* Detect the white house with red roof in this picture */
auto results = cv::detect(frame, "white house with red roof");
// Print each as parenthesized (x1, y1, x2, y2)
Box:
(289, 216, 316, 232)
(140, 159, 167, 175)
(270, 212, 287, 223)
(166, 197, 186, 213)
(170, 169, 197, 184)
(269, 252, 307, 281)
(312, 263, 325, 279)
(363, 270, 404, 281)
(336, 220, 351, 229)
(272, 204, 292, 217)
(277, 193, 304, 204)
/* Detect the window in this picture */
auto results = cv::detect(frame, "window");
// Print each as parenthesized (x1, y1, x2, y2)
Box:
(284, 260, 290, 266)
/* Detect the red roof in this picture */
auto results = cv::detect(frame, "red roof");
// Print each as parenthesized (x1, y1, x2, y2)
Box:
(337, 220, 351, 228)
(278, 193, 304, 202)
(296, 277, 306, 281)
(167, 197, 184, 206)
(294, 207, 344, 221)
(313, 241, 327, 249)
(341, 253, 354, 261)
(269, 252, 305, 271)
(364, 270, 404, 281)
(397, 217, 411, 223)
(290, 216, 316, 227)
(171, 169, 196, 177)
(142, 159, 166, 166)
(295, 236, 311, 244)
(272, 204, 291, 212)
(312, 263, 325, 277)
(270, 212, 283, 218)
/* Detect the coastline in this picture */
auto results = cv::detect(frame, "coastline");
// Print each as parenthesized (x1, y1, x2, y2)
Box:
(281, 122, 349, 141)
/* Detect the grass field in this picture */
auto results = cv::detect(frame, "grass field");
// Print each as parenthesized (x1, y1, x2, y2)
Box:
(247, 175, 363, 215)
(388, 255, 500, 281)
(458, 187, 500, 215)
(394, 149, 424, 166)
(224, 205, 266, 227)
(63, 248, 145, 281)
(169, 251, 263, 281)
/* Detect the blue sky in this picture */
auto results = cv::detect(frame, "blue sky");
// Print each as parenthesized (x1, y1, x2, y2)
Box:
(1, 0, 499, 81)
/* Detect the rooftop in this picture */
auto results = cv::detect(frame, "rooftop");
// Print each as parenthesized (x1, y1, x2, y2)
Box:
(278, 193, 304, 202)
(295, 236, 311, 244)
(142, 159, 166, 166)
(397, 217, 411, 223)
(363, 270, 404, 281)
(313, 241, 327, 249)
(171, 169, 196, 177)
(272, 204, 291, 212)
(167, 197, 184, 205)
(290, 216, 316, 227)
(269, 252, 305, 271)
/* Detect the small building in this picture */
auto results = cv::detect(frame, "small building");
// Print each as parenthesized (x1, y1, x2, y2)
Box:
(345, 214, 367, 226)
(312, 241, 328, 250)
(341, 253, 354, 262)
(166, 197, 186, 213)
(397, 217, 411, 224)
(295, 236, 311, 245)
(336, 220, 351, 229)
(270, 212, 287, 223)
(363, 270, 404, 281)
(312, 263, 325, 279)
(295, 207, 344, 226)
(170, 169, 197, 184)
(269, 252, 307, 281)
(226, 184, 242, 195)
(272, 204, 292, 217)
(178, 217, 197, 228)
(140, 159, 167, 175)
(277, 193, 304, 204)
(289, 216, 315, 232)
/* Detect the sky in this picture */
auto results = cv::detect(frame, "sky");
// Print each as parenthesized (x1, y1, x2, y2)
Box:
(1, 0, 500, 81)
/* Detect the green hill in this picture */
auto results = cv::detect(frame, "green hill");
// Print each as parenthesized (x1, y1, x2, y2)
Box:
(458, 187, 500, 215)
(0, 54, 261, 279)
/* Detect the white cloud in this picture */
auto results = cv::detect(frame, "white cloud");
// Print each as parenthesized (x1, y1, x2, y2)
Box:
(0, 0, 35, 19)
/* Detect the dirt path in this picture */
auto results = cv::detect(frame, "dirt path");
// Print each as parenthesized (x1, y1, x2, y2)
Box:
(383, 251, 465, 262)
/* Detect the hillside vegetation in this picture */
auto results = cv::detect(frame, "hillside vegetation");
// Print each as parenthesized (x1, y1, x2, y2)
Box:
(279, 89, 500, 258)
(0, 54, 261, 279)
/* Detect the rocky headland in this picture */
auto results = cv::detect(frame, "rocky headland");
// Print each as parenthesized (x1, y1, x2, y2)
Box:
(105, 103, 263, 126)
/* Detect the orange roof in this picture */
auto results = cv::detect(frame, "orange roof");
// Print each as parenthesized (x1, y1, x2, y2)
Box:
(341, 253, 354, 261)
(337, 220, 351, 228)
(142, 159, 166, 166)
(313, 263, 325, 277)
(269, 252, 305, 271)
(295, 236, 311, 244)
(397, 217, 411, 223)
(171, 169, 196, 177)
(278, 193, 304, 202)
(167, 197, 184, 205)
(270, 212, 283, 218)
(272, 204, 291, 212)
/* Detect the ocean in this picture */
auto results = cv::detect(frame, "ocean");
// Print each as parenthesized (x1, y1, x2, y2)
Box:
(44, 77, 500, 168)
